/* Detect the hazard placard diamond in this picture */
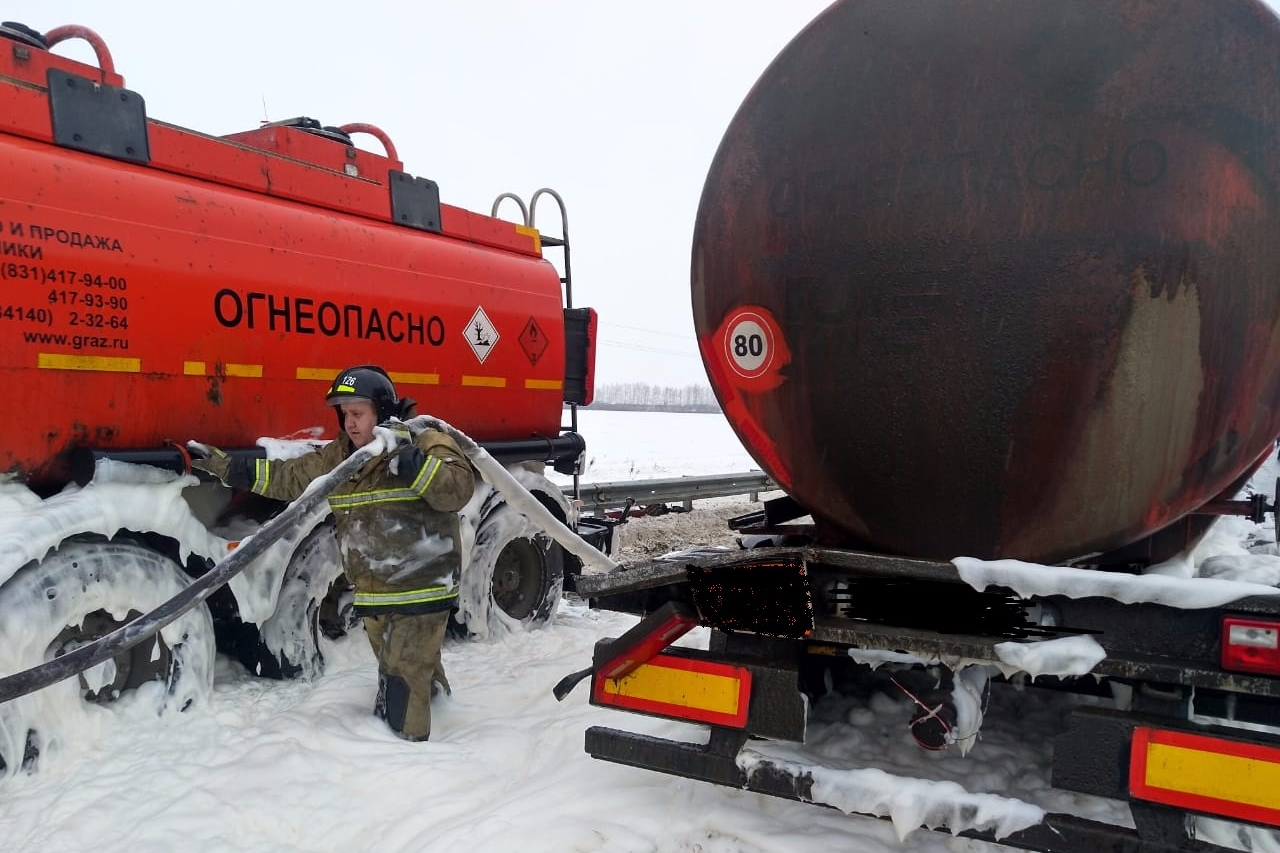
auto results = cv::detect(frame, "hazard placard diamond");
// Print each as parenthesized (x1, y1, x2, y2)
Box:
(464, 306, 499, 364)
(519, 316, 549, 365)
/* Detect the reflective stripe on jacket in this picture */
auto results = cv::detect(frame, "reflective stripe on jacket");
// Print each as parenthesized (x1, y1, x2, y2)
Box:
(328, 488, 422, 510)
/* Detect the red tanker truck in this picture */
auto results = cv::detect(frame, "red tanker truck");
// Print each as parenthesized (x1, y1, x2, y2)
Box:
(570, 2, 1280, 851)
(0, 21, 597, 774)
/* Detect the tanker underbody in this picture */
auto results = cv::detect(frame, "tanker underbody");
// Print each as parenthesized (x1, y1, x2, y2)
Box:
(571, 486, 1280, 853)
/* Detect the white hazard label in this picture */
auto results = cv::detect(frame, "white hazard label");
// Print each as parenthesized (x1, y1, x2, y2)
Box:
(464, 306, 499, 364)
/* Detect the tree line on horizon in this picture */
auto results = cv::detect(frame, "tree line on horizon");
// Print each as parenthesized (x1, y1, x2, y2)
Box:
(583, 382, 720, 412)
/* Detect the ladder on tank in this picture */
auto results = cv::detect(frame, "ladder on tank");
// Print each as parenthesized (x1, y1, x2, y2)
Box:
(491, 189, 584, 499)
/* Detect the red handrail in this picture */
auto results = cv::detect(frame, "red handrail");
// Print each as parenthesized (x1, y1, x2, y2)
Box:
(43, 25, 117, 81)
(339, 123, 398, 161)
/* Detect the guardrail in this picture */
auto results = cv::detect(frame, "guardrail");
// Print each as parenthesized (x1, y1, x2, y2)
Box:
(564, 471, 777, 514)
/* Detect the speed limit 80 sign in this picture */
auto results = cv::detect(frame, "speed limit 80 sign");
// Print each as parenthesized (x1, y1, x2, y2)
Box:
(724, 311, 773, 377)
(712, 306, 789, 389)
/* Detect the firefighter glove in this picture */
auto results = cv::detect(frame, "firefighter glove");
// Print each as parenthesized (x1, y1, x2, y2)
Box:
(377, 422, 415, 478)
(377, 421, 413, 448)
(187, 441, 232, 483)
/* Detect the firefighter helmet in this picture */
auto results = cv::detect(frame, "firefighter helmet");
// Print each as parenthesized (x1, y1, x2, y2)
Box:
(326, 365, 399, 425)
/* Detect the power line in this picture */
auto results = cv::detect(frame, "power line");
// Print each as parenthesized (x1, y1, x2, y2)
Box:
(599, 320, 695, 340)
(598, 338, 701, 358)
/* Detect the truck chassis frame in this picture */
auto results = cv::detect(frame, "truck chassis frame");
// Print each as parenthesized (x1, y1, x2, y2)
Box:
(576, 546, 1280, 853)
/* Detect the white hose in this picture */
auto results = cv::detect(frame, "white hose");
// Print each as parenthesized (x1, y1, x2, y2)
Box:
(397, 416, 621, 575)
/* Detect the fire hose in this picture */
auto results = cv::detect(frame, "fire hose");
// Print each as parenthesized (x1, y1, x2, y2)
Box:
(0, 416, 619, 705)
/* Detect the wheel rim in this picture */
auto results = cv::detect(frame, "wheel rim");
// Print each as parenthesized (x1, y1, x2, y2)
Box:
(49, 608, 172, 703)
(490, 536, 548, 621)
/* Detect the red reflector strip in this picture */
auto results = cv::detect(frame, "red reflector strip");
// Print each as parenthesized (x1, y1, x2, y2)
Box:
(592, 653, 751, 728)
(598, 609, 699, 681)
(1221, 617, 1280, 675)
(1130, 727, 1280, 827)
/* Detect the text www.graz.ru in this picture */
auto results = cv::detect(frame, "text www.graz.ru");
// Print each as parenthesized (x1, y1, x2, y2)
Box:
(24, 331, 129, 351)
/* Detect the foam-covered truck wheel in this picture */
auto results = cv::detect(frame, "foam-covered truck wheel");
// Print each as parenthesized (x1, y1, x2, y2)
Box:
(222, 520, 344, 681)
(455, 477, 570, 638)
(0, 538, 214, 776)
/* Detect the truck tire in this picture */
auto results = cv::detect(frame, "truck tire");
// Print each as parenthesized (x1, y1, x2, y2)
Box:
(256, 520, 345, 678)
(455, 477, 569, 638)
(219, 520, 344, 681)
(0, 538, 215, 775)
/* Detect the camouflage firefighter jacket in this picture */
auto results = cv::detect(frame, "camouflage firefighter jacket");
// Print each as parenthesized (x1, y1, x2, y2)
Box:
(225, 429, 474, 615)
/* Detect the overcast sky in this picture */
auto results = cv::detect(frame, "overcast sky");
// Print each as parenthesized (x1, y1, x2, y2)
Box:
(7, 0, 834, 385)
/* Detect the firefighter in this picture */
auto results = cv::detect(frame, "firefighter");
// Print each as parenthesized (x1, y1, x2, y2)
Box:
(188, 365, 475, 741)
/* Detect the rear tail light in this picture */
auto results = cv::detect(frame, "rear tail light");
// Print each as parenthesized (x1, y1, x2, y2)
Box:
(1221, 617, 1280, 675)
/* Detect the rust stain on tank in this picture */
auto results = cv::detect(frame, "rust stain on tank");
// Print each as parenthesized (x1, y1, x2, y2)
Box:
(206, 375, 223, 406)
(1020, 268, 1204, 559)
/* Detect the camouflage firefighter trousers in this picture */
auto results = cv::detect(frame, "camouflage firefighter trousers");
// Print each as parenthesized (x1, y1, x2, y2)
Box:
(364, 610, 451, 741)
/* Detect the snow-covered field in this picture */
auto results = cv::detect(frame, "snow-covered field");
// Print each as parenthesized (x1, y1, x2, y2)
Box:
(0, 410, 1278, 853)
(555, 408, 762, 484)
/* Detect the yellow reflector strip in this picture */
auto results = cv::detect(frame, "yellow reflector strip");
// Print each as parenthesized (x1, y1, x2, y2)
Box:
(594, 654, 750, 728)
(1144, 743, 1280, 808)
(184, 361, 206, 375)
(224, 363, 262, 378)
(525, 378, 563, 391)
(299, 367, 441, 385)
(297, 367, 339, 381)
(1132, 727, 1280, 826)
(388, 372, 441, 386)
(462, 375, 506, 388)
(604, 664, 741, 714)
(38, 354, 140, 373)
(515, 224, 542, 254)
